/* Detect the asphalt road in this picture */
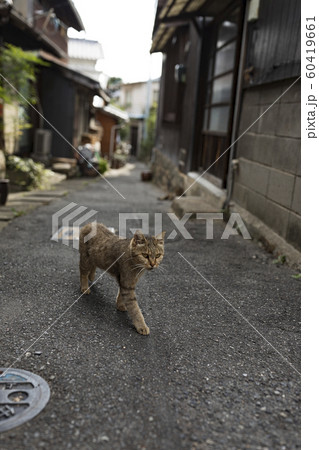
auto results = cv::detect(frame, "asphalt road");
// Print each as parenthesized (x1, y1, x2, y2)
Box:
(0, 163, 300, 449)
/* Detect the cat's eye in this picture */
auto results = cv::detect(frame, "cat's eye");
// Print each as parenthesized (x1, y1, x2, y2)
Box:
(142, 254, 149, 259)
(156, 254, 161, 258)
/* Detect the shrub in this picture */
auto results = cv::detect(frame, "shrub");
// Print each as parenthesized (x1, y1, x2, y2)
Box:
(6, 155, 47, 190)
(98, 157, 108, 174)
(140, 102, 157, 162)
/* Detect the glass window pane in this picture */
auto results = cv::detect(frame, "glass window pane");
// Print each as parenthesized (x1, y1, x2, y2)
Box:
(205, 80, 212, 105)
(217, 20, 238, 48)
(208, 106, 230, 133)
(210, 73, 233, 104)
(214, 41, 236, 76)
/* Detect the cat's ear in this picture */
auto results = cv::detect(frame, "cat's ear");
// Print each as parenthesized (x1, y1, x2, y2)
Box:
(155, 231, 166, 242)
(131, 230, 146, 246)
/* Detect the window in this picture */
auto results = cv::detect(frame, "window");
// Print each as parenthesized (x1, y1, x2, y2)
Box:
(203, 9, 240, 134)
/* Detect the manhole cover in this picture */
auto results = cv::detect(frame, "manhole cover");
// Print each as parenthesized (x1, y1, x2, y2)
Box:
(0, 368, 50, 433)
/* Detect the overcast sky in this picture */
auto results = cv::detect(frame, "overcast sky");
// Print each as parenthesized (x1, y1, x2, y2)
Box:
(68, 0, 163, 83)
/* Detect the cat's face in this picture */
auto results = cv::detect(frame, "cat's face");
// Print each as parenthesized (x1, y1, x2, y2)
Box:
(130, 231, 165, 270)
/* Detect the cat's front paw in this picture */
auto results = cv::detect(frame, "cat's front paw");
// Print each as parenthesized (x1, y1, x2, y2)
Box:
(136, 324, 150, 335)
(81, 287, 91, 294)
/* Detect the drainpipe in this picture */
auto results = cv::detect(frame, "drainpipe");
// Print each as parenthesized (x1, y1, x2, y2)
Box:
(144, 73, 152, 141)
(224, 0, 250, 210)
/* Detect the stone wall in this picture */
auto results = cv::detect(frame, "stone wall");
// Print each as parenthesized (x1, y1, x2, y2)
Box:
(151, 148, 186, 195)
(232, 78, 301, 251)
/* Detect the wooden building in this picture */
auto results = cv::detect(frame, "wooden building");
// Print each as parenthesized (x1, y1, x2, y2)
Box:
(151, 0, 301, 254)
(96, 104, 129, 158)
(36, 50, 108, 160)
(0, 0, 108, 162)
(1, 0, 83, 59)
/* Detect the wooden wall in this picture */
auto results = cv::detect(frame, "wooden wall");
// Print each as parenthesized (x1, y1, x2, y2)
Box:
(155, 0, 301, 179)
(96, 111, 117, 158)
(245, 0, 301, 86)
(156, 23, 202, 171)
(39, 66, 75, 159)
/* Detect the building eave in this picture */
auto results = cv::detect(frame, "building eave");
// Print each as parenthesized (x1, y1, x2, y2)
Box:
(150, 0, 234, 53)
(97, 105, 129, 122)
(47, 0, 85, 31)
(38, 50, 109, 100)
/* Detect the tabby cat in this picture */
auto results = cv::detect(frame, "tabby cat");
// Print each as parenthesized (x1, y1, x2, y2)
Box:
(79, 223, 165, 335)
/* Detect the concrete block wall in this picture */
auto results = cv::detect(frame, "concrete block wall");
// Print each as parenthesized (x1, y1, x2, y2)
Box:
(233, 78, 301, 251)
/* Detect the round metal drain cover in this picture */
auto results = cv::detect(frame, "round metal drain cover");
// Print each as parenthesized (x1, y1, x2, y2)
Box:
(0, 368, 50, 433)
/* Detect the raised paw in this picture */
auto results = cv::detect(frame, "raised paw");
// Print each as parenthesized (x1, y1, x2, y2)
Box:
(136, 325, 150, 335)
(81, 287, 91, 294)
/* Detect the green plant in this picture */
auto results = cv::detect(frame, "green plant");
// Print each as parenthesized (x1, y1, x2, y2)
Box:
(11, 208, 26, 217)
(119, 123, 130, 141)
(0, 44, 46, 105)
(140, 102, 157, 162)
(6, 155, 47, 190)
(0, 44, 48, 150)
(107, 76, 122, 89)
(273, 255, 286, 265)
(291, 273, 301, 280)
(98, 157, 108, 174)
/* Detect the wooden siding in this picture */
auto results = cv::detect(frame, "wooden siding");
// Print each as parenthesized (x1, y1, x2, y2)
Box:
(246, 0, 301, 85)
(95, 111, 117, 158)
(180, 22, 203, 173)
(156, 25, 192, 167)
(39, 67, 75, 159)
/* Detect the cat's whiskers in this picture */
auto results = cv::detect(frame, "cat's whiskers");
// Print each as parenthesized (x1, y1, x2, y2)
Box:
(131, 263, 146, 272)
(156, 263, 166, 272)
(137, 267, 146, 277)
(124, 256, 135, 263)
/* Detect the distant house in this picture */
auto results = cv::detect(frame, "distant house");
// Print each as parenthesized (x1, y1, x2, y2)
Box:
(119, 80, 160, 157)
(68, 38, 108, 88)
(151, 0, 300, 257)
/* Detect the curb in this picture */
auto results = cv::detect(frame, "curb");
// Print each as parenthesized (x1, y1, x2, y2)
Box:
(0, 177, 100, 232)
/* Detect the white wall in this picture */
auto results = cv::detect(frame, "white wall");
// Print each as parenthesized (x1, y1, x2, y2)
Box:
(119, 80, 160, 116)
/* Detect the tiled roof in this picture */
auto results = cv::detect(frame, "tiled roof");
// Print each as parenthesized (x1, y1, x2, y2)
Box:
(68, 38, 104, 61)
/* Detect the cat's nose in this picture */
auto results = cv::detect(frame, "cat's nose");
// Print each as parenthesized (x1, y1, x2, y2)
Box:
(150, 260, 155, 267)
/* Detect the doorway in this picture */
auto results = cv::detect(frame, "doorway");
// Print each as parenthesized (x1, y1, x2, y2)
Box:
(130, 125, 138, 157)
